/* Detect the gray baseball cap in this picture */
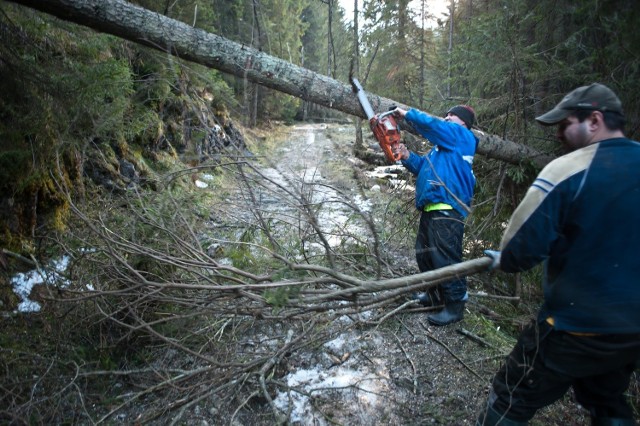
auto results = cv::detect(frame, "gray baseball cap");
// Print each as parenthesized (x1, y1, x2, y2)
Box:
(535, 83, 623, 125)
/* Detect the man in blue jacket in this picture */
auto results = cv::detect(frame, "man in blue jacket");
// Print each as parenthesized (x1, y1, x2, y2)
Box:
(477, 83, 640, 425)
(391, 105, 478, 326)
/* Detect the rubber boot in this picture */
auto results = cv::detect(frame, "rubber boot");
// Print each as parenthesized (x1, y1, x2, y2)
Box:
(427, 300, 465, 326)
(591, 417, 637, 426)
(476, 404, 528, 426)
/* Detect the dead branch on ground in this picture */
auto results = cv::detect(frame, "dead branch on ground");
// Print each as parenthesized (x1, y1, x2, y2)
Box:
(24, 154, 495, 424)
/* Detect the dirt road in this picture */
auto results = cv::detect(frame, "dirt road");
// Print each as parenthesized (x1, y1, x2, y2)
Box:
(246, 123, 588, 426)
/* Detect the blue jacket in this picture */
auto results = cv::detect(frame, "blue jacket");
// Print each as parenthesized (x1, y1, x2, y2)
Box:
(401, 109, 477, 217)
(500, 138, 640, 334)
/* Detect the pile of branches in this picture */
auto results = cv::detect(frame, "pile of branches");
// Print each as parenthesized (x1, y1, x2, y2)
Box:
(3, 159, 495, 424)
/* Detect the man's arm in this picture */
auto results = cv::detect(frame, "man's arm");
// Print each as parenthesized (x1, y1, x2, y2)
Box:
(499, 191, 557, 272)
(395, 107, 473, 151)
(499, 163, 575, 272)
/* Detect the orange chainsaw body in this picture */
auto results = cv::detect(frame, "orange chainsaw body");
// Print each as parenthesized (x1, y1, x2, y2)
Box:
(370, 111, 402, 163)
(351, 77, 402, 163)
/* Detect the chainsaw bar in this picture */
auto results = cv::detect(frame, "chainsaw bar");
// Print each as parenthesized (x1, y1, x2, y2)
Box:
(351, 78, 402, 163)
(351, 78, 375, 120)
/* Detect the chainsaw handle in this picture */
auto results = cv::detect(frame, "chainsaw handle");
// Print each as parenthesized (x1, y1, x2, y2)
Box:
(382, 142, 403, 163)
(377, 110, 398, 121)
(390, 142, 407, 161)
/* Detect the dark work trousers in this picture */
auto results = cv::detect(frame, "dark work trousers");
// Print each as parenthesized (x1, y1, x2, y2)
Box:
(486, 319, 640, 422)
(415, 209, 466, 303)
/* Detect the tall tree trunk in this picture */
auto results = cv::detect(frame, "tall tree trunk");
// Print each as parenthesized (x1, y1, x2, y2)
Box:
(352, 0, 364, 157)
(418, 0, 426, 109)
(447, 0, 454, 98)
(249, 0, 263, 127)
(327, 0, 335, 78)
(300, 45, 308, 121)
(7, 0, 553, 168)
(398, 0, 409, 43)
(396, 0, 410, 95)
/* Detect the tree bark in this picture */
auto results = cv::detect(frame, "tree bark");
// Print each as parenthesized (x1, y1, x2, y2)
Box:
(351, 0, 365, 157)
(8, 0, 553, 167)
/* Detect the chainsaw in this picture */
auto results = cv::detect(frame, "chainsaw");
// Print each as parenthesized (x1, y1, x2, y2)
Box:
(351, 78, 402, 163)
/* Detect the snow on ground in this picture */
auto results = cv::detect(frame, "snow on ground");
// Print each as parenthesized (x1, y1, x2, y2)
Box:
(364, 164, 415, 191)
(10, 255, 71, 312)
(273, 329, 392, 425)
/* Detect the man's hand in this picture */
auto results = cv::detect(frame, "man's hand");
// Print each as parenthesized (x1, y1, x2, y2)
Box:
(484, 250, 501, 271)
(392, 143, 410, 160)
(391, 107, 407, 119)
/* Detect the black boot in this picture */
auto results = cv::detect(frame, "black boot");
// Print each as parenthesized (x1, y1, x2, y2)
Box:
(427, 300, 465, 326)
(476, 404, 528, 426)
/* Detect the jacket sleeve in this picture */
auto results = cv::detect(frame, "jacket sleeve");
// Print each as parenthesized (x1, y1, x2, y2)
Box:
(402, 151, 425, 175)
(499, 181, 562, 272)
(405, 109, 460, 150)
(499, 150, 587, 272)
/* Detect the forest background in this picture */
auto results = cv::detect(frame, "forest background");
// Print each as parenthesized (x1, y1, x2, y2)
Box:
(1, 0, 640, 424)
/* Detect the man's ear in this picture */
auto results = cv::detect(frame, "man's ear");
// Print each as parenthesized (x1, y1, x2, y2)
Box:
(588, 111, 603, 131)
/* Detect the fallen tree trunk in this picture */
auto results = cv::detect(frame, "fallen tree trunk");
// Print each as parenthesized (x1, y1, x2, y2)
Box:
(8, 0, 554, 168)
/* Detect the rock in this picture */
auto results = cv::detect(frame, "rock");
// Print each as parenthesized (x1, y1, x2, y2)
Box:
(119, 159, 138, 181)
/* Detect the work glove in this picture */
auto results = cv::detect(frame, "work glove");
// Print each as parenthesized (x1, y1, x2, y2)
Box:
(390, 106, 407, 119)
(484, 250, 501, 271)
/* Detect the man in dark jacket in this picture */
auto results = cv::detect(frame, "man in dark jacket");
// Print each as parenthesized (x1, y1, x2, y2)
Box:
(392, 105, 477, 326)
(477, 83, 640, 425)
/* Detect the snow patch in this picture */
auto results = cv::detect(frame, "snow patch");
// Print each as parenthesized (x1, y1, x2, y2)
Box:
(10, 255, 71, 312)
(274, 330, 391, 424)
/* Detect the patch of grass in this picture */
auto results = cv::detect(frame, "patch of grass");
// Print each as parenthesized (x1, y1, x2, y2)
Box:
(463, 308, 518, 354)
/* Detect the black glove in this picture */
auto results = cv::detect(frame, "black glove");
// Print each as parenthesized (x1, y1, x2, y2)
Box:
(484, 250, 501, 271)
